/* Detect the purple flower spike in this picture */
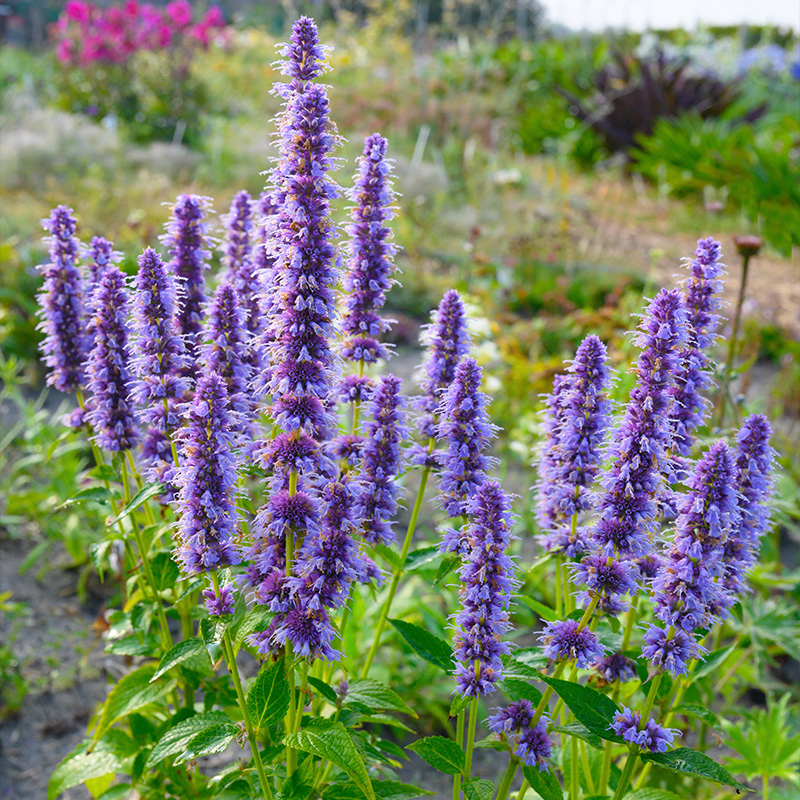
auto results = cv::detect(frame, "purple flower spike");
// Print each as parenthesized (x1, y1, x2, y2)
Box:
(671, 238, 726, 461)
(174, 372, 241, 575)
(162, 194, 212, 376)
(275, 15, 328, 96)
(611, 707, 680, 753)
(416, 289, 471, 442)
(641, 625, 704, 676)
(203, 282, 252, 427)
(131, 247, 189, 428)
(203, 583, 235, 617)
(453, 481, 519, 697)
(86, 237, 120, 299)
(591, 289, 688, 561)
(540, 619, 605, 667)
(594, 652, 637, 684)
(340, 133, 397, 366)
(488, 700, 535, 734)
(652, 441, 739, 633)
(516, 720, 553, 771)
(356, 375, 408, 545)
(224, 190, 254, 275)
(86, 267, 138, 452)
(37, 205, 87, 393)
(436, 358, 498, 518)
(267, 82, 341, 438)
(488, 701, 551, 770)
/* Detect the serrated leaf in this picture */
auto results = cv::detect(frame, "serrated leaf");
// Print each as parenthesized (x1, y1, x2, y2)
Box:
(56, 486, 114, 510)
(552, 722, 604, 750)
(152, 638, 206, 680)
(388, 619, 453, 672)
(146, 711, 230, 767)
(521, 764, 563, 800)
(347, 679, 417, 718)
(174, 723, 237, 765)
(93, 664, 173, 742)
(462, 778, 494, 800)
(449, 694, 471, 718)
(200, 617, 224, 662)
(404, 546, 441, 571)
(372, 780, 436, 798)
(308, 676, 338, 704)
(247, 657, 290, 733)
(673, 704, 718, 727)
(150, 551, 180, 592)
(47, 750, 120, 800)
(407, 736, 465, 775)
(284, 719, 375, 799)
(374, 544, 402, 571)
(233, 606, 273, 649)
(475, 737, 509, 752)
(109, 483, 164, 525)
(503, 678, 543, 705)
(105, 635, 158, 657)
(693, 644, 737, 681)
(433, 554, 460, 586)
(537, 672, 621, 743)
(640, 747, 751, 791)
(626, 790, 684, 800)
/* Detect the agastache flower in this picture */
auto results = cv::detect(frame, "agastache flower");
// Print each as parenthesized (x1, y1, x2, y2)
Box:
(540, 619, 605, 667)
(37, 205, 87, 393)
(86, 236, 120, 300)
(130, 247, 189, 427)
(641, 626, 702, 676)
(436, 357, 497, 518)
(611, 707, 680, 753)
(162, 194, 212, 377)
(670, 238, 726, 461)
(415, 289, 471, 444)
(173, 372, 241, 574)
(452, 480, 518, 697)
(356, 375, 408, 545)
(340, 133, 397, 366)
(203, 583, 235, 616)
(85, 267, 138, 452)
(274, 15, 328, 98)
(594, 652, 637, 684)
(488, 701, 552, 771)
(223, 190, 254, 276)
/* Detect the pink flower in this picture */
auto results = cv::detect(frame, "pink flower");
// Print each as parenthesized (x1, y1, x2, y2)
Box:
(64, 1, 92, 24)
(166, 0, 193, 28)
(56, 39, 75, 65)
(202, 7, 225, 29)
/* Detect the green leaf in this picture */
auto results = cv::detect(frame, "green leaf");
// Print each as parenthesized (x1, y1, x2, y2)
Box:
(433, 554, 460, 586)
(308, 676, 338, 704)
(233, 606, 273, 649)
(552, 722, 604, 750)
(96, 785, 133, 800)
(284, 719, 376, 799)
(519, 596, 559, 622)
(673, 704, 718, 727)
(247, 657, 290, 733)
(475, 737, 508, 752)
(372, 780, 436, 798)
(56, 486, 114, 510)
(146, 711, 230, 767)
(462, 778, 494, 800)
(407, 736, 465, 775)
(93, 664, 173, 742)
(150, 551, 180, 592)
(388, 619, 453, 672)
(200, 617, 224, 663)
(174, 723, 237, 765)
(640, 747, 751, 791)
(692, 644, 737, 681)
(521, 763, 563, 800)
(109, 483, 164, 525)
(449, 694, 471, 718)
(404, 546, 441, 571)
(152, 638, 207, 680)
(626, 790, 684, 800)
(346, 679, 417, 718)
(374, 544, 401, 571)
(503, 678, 543, 705)
(537, 672, 621, 742)
(48, 748, 122, 800)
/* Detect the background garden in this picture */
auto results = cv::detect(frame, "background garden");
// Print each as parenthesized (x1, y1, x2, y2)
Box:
(0, 1, 799, 799)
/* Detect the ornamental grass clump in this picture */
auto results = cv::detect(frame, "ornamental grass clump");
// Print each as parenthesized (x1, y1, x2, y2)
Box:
(39, 15, 780, 800)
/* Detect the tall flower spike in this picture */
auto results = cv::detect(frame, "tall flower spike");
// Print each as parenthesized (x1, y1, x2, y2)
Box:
(223, 190, 254, 277)
(415, 289, 471, 443)
(203, 282, 252, 427)
(436, 357, 498, 518)
(130, 247, 189, 428)
(37, 205, 87, 393)
(275, 15, 328, 97)
(340, 133, 398, 367)
(174, 372, 241, 574)
(670, 238, 726, 460)
(85, 266, 138, 452)
(452, 480, 519, 697)
(718, 414, 774, 605)
(356, 375, 408, 545)
(86, 236, 120, 299)
(162, 194, 212, 377)
(267, 82, 341, 438)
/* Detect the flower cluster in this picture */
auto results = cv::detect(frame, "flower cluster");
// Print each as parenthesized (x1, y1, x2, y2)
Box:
(55, 1, 225, 67)
(488, 700, 552, 770)
(611, 707, 680, 753)
(540, 619, 605, 667)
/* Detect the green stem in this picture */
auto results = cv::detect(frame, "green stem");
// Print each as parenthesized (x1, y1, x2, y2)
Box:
(361, 444, 434, 678)
(570, 736, 579, 800)
(611, 747, 639, 800)
(580, 738, 596, 795)
(212, 573, 273, 800)
(762, 773, 769, 800)
(620, 672, 664, 797)
(463, 695, 479, 781)
(727, 253, 751, 371)
(517, 780, 529, 800)
(496, 757, 520, 800)
(452, 711, 465, 800)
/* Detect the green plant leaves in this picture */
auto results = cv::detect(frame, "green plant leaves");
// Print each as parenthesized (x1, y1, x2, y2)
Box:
(346, 679, 417, 717)
(284, 719, 376, 799)
(626, 790, 684, 800)
(388, 619, 453, 672)
(521, 763, 563, 800)
(537, 672, 621, 743)
(108, 483, 164, 525)
(503, 678, 543, 705)
(461, 778, 494, 800)
(146, 711, 230, 767)
(48, 748, 122, 800)
(56, 486, 115, 509)
(672, 704, 718, 727)
(93, 664, 174, 742)
(372, 780, 436, 798)
(407, 736, 465, 775)
(552, 721, 604, 750)
(247, 657, 290, 733)
(151, 637, 207, 680)
(640, 747, 751, 791)
(173, 722, 238, 765)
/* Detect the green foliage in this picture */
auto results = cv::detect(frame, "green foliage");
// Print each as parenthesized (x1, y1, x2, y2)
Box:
(640, 747, 752, 792)
(407, 736, 465, 775)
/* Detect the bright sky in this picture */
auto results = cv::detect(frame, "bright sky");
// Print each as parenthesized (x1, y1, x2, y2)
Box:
(541, 0, 799, 31)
